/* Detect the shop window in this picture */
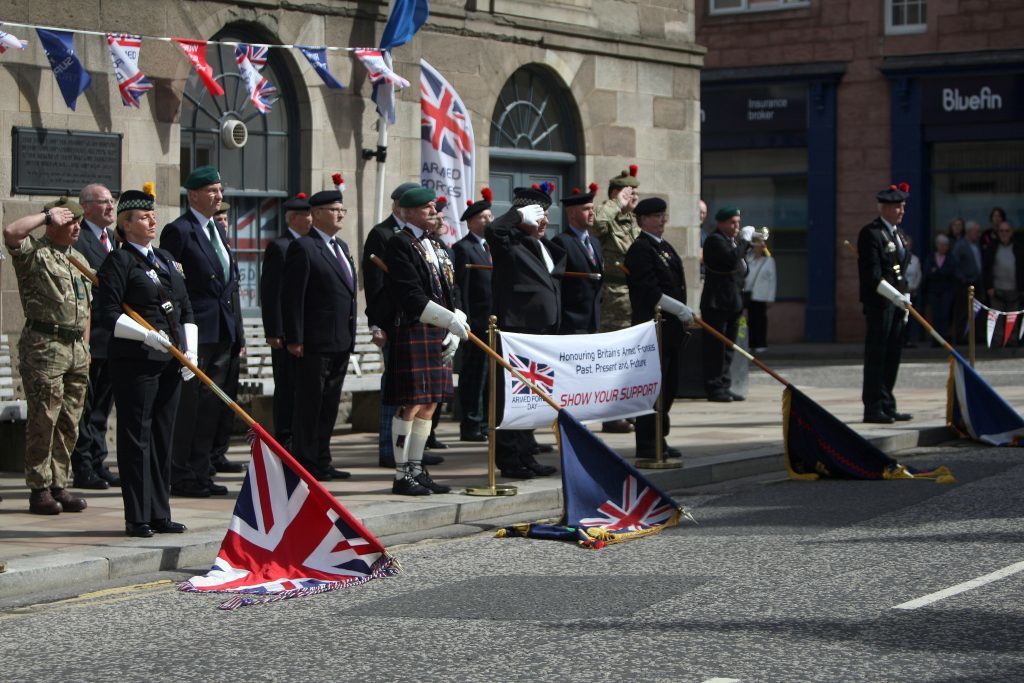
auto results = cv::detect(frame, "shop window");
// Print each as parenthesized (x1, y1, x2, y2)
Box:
(930, 140, 1024, 235)
(709, 0, 810, 16)
(702, 148, 808, 299)
(885, 0, 927, 35)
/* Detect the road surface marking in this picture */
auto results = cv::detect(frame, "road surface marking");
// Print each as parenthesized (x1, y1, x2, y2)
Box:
(894, 560, 1024, 610)
(702, 678, 741, 683)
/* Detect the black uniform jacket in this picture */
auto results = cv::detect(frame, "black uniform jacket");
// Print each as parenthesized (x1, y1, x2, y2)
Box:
(857, 217, 912, 308)
(282, 232, 356, 354)
(74, 220, 116, 357)
(452, 232, 493, 334)
(94, 245, 194, 362)
(363, 214, 403, 329)
(625, 230, 688, 345)
(485, 208, 566, 332)
(551, 227, 602, 334)
(701, 230, 746, 314)
(383, 229, 459, 323)
(260, 231, 295, 339)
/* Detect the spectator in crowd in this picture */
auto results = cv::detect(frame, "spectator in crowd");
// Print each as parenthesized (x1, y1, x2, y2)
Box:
(953, 220, 984, 343)
(983, 221, 1024, 318)
(742, 230, 776, 354)
(922, 234, 958, 345)
(946, 216, 966, 244)
(903, 234, 922, 347)
(982, 206, 1008, 250)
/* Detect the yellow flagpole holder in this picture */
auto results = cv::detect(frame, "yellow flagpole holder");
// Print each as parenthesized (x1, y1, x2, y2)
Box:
(635, 306, 680, 469)
(465, 316, 517, 496)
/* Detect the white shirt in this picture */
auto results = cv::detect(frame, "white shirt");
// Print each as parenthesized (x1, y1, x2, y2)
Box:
(190, 206, 228, 254)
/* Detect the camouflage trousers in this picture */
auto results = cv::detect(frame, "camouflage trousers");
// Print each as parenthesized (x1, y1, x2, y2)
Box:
(18, 330, 90, 489)
(600, 283, 633, 332)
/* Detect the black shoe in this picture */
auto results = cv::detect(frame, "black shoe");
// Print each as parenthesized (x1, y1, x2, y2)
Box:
(98, 469, 121, 487)
(863, 413, 895, 424)
(602, 419, 633, 433)
(415, 469, 451, 493)
(314, 470, 334, 482)
(728, 391, 746, 402)
(73, 473, 109, 490)
(125, 522, 154, 538)
(525, 461, 558, 477)
(708, 393, 732, 403)
(460, 431, 487, 442)
(213, 459, 244, 474)
(499, 466, 536, 480)
(171, 481, 211, 498)
(423, 452, 445, 466)
(151, 519, 187, 534)
(326, 467, 351, 480)
(392, 474, 432, 496)
(535, 444, 554, 454)
(378, 457, 396, 468)
(889, 412, 913, 422)
(665, 446, 682, 458)
(206, 483, 229, 496)
(424, 435, 448, 450)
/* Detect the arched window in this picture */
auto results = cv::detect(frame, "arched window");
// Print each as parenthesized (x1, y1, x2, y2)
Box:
(489, 66, 582, 233)
(178, 25, 299, 311)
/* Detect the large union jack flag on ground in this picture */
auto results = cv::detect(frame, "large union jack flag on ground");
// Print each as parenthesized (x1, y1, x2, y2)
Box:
(179, 423, 399, 609)
(509, 353, 554, 396)
(498, 410, 689, 548)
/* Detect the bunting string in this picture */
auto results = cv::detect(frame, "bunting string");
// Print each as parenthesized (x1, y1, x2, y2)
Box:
(969, 298, 1024, 347)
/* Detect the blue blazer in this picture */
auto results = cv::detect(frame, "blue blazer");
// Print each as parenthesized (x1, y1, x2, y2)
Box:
(282, 232, 356, 354)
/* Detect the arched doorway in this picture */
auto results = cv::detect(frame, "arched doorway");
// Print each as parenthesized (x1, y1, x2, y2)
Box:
(489, 66, 582, 234)
(178, 25, 300, 313)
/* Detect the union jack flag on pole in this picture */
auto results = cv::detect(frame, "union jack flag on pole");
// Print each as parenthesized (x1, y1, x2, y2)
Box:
(235, 44, 277, 114)
(0, 27, 29, 54)
(420, 59, 474, 245)
(106, 34, 153, 108)
(179, 423, 400, 609)
(498, 410, 689, 548)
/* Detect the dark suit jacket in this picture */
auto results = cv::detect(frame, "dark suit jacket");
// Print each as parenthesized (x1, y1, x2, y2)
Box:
(260, 231, 295, 339)
(452, 232, 493, 334)
(383, 229, 459, 322)
(982, 240, 1024, 294)
(625, 231, 687, 345)
(93, 245, 194, 362)
(362, 214, 403, 329)
(857, 217, 911, 308)
(552, 227, 602, 334)
(701, 230, 745, 314)
(282, 232, 356, 353)
(75, 220, 116, 358)
(485, 209, 566, 332)
(159, 209, 243, 347)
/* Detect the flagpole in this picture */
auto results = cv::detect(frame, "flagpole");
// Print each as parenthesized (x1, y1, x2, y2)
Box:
(968, 285, 976, 367)
(466, 315, 517, 497)
(465, 263, 601, 280)
(373, 119, 388, 225)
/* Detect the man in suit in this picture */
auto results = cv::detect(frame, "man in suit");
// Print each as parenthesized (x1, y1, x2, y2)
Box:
(362, 181, 419, 468)
(553, 185, 602, 335)
(282, 190, 356, 481)
(160, 166, 245, 498)
(70, 183, 119, 489)
(452, 188, 494, 442)
(857, 183, 914, 424)
(625, 197, 692, 459)
(260, 193, 311, 449)
(701, 207, 751, 403)
(486, 184, 565, 479)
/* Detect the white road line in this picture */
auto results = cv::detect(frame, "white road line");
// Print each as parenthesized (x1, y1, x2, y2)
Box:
(702, 678, 741, 683)
(893, 560, 1024, 610)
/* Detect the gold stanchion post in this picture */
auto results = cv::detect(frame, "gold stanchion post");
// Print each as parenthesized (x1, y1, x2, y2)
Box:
(635, 306, 681, 470)
(465, 316, 517, 496)
(968, 285, 976, 367)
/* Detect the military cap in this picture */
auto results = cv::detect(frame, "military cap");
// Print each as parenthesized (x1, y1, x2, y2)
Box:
(43, 196, 84, 220)
(390, 182, 421, 200)
(461, 187, 493, 222)
(561, 183, 598, 207)
(183, 165, 221, 190)
(634, 197, 667, 216)
(283, 193, 311, 211)
(399, 186, 437, 208)
(512, 182, 554, 210)
(877, 182, 910, 204)
(608, 164, 639, 189)
(715, 207, 741, 222)
(309, 190, 343, 207)
(116, 190, 155, 215)
(215, 201, 230, 214)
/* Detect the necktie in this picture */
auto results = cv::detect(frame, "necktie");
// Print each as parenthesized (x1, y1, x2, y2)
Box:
(482, 240, 492, 265)
(206, 220, 229, 282)
(894, 231, 906, 262)
(584, 235, 597, 266)
(331, 239, 354, 290)
(147, 249, 161, 270)
(100, 230, 110, 253)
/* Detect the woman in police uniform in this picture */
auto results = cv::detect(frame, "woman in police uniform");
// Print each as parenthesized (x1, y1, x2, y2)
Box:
(93, 190, 195, 537)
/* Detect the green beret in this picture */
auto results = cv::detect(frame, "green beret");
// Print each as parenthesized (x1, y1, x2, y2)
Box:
(43, 196, 83, 220)
(399, 186, 436, 208)
(715, 207, 741, 222)
(184, 165, 222, 190)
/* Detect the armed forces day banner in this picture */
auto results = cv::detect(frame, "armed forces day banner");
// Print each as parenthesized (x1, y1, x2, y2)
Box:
(500, 322, 661, 430)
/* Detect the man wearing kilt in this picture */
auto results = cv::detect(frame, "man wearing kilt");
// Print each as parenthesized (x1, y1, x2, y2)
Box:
(382, 187, 469, 496)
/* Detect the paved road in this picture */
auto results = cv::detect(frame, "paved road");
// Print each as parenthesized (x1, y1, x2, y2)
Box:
(2, 441, 1022, 682)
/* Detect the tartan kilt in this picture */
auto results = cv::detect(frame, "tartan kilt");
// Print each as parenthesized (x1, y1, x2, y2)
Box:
(383, 322, 453, 405)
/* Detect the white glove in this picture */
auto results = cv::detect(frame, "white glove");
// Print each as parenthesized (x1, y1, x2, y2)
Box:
(180, 323, 199, 380)
(420, 300, 470, 340)
(876, 280, 909, 310)
(739, 225, 756, 243)
(181, 351, 198, 382)
(441, 332, 459, 363)
(657, 294, 694, 324)
(144, 330, 172, 353)
(516, 205, 544, 228)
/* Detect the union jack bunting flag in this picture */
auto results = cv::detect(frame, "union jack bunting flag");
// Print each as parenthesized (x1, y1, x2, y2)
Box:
(509, 354, 554, 396)
(0, 27, 29, 53)
(498, 410, 689, 548)
(235, 44, 277, 114)
(179, 423, 400, 609)
(106, 34, 152, 108)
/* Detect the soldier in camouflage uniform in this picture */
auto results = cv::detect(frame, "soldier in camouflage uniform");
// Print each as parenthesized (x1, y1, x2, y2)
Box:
(3, 198, 91, 515)
(594, 165, 640, 433)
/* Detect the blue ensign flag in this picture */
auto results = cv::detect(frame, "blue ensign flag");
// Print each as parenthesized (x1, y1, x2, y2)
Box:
(948, 348, 1024, 446)
(36, 28, 91, 110)
(297, 46, 345, 89)
(379, 0, 430, 50)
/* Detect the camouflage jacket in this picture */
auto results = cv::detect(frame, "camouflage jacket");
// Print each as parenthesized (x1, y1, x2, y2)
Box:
(594, 198, 638, 287)
(7, 234, 91, 331)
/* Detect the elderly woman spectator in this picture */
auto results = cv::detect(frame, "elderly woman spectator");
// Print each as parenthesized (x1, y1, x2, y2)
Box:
(922, 234, 958, 345)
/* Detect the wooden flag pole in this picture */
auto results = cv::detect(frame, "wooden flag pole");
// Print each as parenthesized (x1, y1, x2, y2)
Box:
(464, 263, 601, 280)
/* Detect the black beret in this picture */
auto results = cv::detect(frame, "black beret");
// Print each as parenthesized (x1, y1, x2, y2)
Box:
(390, 182, 421, 200)
(283, 193, 311, 211)
(309, 190, 343, 207)
(561, 184, 598, 207)
(877, 183, 910, 204)
(715, 207, 740, 221)
(116, 190, 154, 215)
(634, 197, 667, 216)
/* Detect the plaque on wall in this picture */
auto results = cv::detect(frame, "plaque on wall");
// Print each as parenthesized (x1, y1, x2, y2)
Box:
(12, 127, 122, 195)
